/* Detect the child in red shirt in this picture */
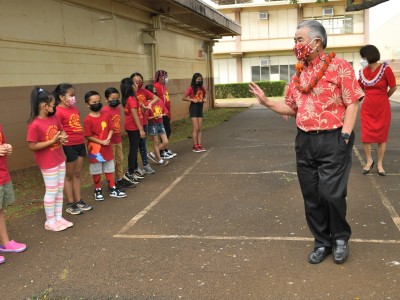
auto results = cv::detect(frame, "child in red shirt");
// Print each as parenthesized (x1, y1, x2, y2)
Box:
(27, 87, 72, 232)
(54, 83, 92, 215)
(130, 72, 160, 176)
(145, 84, 170, 167)
(83, 91, 126, 201)
(102, 87, 135, 190)
(120, 78, 145, 184)
(182, 72, 207, 152)
(154, 70, 177, 159)
(0, 125, 27, 264)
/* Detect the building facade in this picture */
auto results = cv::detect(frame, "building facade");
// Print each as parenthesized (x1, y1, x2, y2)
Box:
(211, 0, 368, 84)
(0, 0, 240, 170)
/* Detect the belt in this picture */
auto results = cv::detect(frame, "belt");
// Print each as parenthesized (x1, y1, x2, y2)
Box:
(298, 127, 341, 135)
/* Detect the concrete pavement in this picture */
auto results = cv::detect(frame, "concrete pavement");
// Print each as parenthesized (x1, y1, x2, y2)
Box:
(1, 100, 400, 299)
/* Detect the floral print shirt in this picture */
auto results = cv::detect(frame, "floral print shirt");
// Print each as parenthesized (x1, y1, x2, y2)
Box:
(285, 52, 364, 131)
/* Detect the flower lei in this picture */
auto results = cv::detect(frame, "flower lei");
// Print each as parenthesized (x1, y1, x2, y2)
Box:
(359, 62, 388, 86)
(293, 52, 336, 93)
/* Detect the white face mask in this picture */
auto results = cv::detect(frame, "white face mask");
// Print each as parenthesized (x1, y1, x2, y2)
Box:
(164, 77, 169, 84)
(360, 59, 368, 68)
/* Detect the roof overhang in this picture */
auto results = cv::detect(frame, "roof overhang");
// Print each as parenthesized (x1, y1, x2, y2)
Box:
(115, 0, 241, 39)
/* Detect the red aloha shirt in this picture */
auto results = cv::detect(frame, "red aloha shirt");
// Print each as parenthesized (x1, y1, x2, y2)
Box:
(285, 52, 364, 131)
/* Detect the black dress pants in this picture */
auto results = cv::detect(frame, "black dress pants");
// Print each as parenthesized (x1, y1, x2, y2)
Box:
(295, 128, 353, 248)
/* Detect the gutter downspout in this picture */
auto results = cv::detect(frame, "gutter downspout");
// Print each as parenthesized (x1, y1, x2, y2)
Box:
(207, 39, 216, 109)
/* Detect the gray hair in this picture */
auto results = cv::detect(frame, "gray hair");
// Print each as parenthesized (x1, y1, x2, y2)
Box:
(297, 20, 327, 49)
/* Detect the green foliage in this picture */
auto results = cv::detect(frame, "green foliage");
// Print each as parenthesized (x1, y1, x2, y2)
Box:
(215, 81, 286, 99)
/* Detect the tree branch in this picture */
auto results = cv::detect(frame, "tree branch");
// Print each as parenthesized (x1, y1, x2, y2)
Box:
(346, 0, 389, 12)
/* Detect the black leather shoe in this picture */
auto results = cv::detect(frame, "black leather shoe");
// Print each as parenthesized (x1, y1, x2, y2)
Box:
(333, 240, 349, 264)
(308, 247, 332, 264)
(362, 161, 374, 174)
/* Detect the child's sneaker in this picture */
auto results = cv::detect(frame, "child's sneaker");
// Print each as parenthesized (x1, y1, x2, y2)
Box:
(45, 220, 67, 232)
(161, 151, 173, 159)
(134, 169, 145, 179)
(192, 145, 202, 153)
(197, 145, 207, 152)
(76, 199, 92, 211)
(158, 159, 169, 166)
(167, 149, 177, 157)
(94, 188, 104, 201)
(144, 164, 155, 174)
(0, 240, 27, 253)
(147, 152, 158, 163)
(124, 172, 140, 185)
(65, 202, 83, 215)
(116, 178, 136, 189)
(57, 218, 73, 228)
(109, 187, 127, 198)
(0, 256, 4, 264)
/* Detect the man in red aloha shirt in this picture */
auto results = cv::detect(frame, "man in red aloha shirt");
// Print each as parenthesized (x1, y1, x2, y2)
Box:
(249, 20, 364, 265)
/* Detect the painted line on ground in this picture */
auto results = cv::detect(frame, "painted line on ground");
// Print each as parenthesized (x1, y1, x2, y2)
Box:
(353, 147, 400, 231)
(114, 234, 400, 244)
(115, 149, 212, 235)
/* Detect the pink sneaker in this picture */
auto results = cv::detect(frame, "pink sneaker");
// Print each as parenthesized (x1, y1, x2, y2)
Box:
(57, 218, 73, 228)
(45, 221, 67, 232)
(0, 240, 27, 253)
(197, 145, 206, 152)
(0, 256, 4, 264)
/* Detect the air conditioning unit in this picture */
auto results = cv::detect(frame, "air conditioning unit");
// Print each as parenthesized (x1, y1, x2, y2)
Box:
(260, 58, 270, 66)
(322, 7, 334, 17)
(259, 12, 268, 20)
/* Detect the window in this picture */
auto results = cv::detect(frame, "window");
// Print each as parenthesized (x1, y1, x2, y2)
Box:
(251, 59, 294, 83)
(310, 16, 354, 34)
(251, 66, 260, 81)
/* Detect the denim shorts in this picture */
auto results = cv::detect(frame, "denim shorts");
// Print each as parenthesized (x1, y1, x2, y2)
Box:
(148, 122, 166, 136)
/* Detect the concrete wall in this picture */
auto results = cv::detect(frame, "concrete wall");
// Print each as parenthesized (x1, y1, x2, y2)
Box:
(0, 0, 212, 170)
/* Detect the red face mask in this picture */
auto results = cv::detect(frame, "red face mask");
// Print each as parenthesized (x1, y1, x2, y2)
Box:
(137, 82, 143, 89)
(293, 39, 316, 61)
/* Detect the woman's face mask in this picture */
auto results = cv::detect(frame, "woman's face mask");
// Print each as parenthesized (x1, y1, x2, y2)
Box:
(293, 39, 317, 61)
(360, 59, 368, 68)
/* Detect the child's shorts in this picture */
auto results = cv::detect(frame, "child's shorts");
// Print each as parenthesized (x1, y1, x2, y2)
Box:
(63, 143, 87, 162)
(0, 181, 15, 209)
(148, 122, 166, 136)
(189, 103, 204, 118)
(89, 160, 115, 175)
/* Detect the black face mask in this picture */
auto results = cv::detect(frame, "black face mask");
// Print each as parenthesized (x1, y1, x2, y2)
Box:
(196, 81, 203, 87)
(108, 100, 120, 107)
(90, 103, 103, 112)
(48, 106, 57, 117)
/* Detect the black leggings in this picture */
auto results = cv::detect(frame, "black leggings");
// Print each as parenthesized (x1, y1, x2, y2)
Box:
(163, 116, 171, 138)
(126, 130, 140, 174)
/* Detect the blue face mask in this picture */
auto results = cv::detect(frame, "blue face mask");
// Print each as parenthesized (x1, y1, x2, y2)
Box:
(108, 100, 120, 107)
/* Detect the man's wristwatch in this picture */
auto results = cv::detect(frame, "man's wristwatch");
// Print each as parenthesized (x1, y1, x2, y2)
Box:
(341, 132, 350, 140)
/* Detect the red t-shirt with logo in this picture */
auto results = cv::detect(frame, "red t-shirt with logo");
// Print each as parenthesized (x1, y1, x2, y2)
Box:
(154, 82, 171, 119)
(185, 86, 207, 102)
(135, 88, 156, 125)
(0, 125, 11, 185)
(84, 112, 114, 164)
(102, 105, 122, 144)
(124, 96, 142, 131)
(27, 116, 66, 169)
(55, 105, 85, 146)
(149, 99, 168, 124)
